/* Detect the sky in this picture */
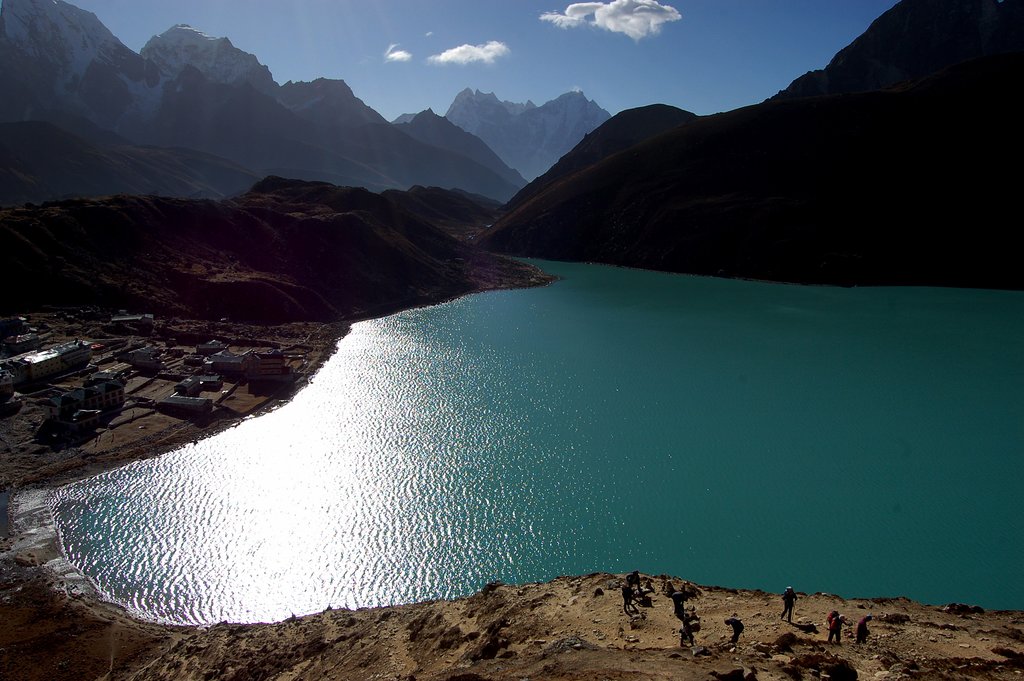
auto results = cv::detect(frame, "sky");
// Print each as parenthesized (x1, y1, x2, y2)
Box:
(55, 0, 900, 121)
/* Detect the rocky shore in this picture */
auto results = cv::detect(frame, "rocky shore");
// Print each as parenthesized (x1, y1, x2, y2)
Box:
(2, 560, 1022, 681)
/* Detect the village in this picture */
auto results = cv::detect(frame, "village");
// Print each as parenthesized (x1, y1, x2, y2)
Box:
(0, 309, 342, 488)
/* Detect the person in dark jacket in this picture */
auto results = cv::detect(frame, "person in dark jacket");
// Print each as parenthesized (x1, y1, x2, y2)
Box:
(781, 586, 797, 623)
(626, 570, 641, 593)
(671, 589, 686, 621)
(725, 616, 744, 644)
(856, 614, 873, 643)
(621, 583, 638, 615)
(679, 616, 695, 646)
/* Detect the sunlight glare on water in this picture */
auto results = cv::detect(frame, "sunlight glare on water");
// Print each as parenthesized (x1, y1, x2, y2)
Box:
(51, 262, 1024, 624)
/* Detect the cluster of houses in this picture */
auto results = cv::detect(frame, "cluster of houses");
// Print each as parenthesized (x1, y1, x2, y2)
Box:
(44, 373, 127, 432)
(128, 340, 293, 383)
(2, 309, 301, 433)
(127, 340, 295, 418)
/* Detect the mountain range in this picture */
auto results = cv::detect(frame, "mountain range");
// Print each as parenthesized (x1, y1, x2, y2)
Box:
(445, 88, 611, 181)
(0, 0, 609, 205)
(481, 0, 1024, 289)
(481, 52, 1024, 289)
(3, 0, 1023, 293)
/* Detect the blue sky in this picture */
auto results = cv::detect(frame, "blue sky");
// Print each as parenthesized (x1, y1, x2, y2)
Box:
(62, 0, 898, 120)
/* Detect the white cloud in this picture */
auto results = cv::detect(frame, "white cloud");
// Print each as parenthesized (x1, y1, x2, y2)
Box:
(540, 0, 681, 40)
(384, 43, 412, 62)
(427, 40, 510, 65)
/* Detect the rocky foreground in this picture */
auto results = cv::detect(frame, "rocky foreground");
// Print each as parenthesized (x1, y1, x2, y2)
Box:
(1, 559, 1022, 681)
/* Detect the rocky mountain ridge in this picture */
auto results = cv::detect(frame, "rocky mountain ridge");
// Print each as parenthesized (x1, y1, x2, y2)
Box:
(0, 0, 161, 129)
(0, 176, 547, 321)
(0, 0, 547, 202)
(394, 109, 526, 189)
(506, 103, 698, 210)
(774, 0, 1024, 99)
(445, 88, 611, 180)
(482, 53, 1024, 290)
(140, 24, 276, 95)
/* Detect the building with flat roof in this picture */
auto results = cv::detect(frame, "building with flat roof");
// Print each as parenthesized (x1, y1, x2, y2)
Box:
(197, 340, 228, 356)
(158, 395, 213, 415)
(127, 346, 163, 371)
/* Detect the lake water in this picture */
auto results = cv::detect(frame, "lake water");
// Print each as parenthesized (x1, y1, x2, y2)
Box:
(50, 262, 1024, 624)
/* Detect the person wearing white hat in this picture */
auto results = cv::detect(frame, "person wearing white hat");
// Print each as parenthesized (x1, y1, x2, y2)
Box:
(781, 586, 797, 623)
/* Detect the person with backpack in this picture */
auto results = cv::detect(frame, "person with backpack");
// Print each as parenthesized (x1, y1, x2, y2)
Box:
(781, 586, 797, 623)
(626, 570, 642, 594)
(827, 611, 845, 644)
(679, 613, 696, 646)
(725, 615, 744, 644)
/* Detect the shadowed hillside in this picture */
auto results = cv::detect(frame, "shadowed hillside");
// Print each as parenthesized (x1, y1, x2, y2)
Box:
(0, 121, 259, 206)
(0, 177, 549, 321)
(506, 103, 697, 210)
(381, 185, 501, 240)
(481, 54, 1024, 290)
(774, 0, 1024, 100)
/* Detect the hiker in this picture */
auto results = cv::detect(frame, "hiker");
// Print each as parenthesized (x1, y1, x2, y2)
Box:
(856, 614, 873, 644)
(781, 586, 797, 623)
(626, 570, 642, 594)
(679, 616, 695, 646)
(670, 589, 686, 621)
(621, 583, 639, 615)
(827, 611, 845, 644)
(724, 616, 744, 644)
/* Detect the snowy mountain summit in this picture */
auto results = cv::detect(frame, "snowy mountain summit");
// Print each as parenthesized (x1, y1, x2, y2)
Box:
(445, 88, 610, 180)
(445, 88, 536, 135)
(0, 0, 160, 127)
(141, 24, 277, 93)
(1, 0, 127, 72)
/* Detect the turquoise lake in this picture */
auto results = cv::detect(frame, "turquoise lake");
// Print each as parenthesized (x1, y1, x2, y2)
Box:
(51, 261, 1024, 624)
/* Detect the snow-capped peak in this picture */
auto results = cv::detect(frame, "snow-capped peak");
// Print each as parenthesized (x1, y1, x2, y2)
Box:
(141, 24, 277, 93)
(1, 0, 127, 76)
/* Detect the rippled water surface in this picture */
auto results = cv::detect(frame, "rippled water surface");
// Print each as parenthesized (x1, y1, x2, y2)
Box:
(52, 262, 1024, 623)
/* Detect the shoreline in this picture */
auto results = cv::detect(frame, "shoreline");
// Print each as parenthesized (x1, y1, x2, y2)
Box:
(0, 267, 558, 643)
(6, 267, 1018, 624)
(3, 266, 1023, 679)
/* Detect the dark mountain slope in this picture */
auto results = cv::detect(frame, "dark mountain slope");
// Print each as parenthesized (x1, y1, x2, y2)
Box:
(277, 78, 388, 128)
(506, 103, 697, 210)
(381, 185, 501, 240)
(774, 0, 1024, 100)
(0, 121, 258, 206)
(394, 110, 526, 190)
(0, 177, 548, 321)
(324, 122, 524, 203)
(481, 54, 1024, 289)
